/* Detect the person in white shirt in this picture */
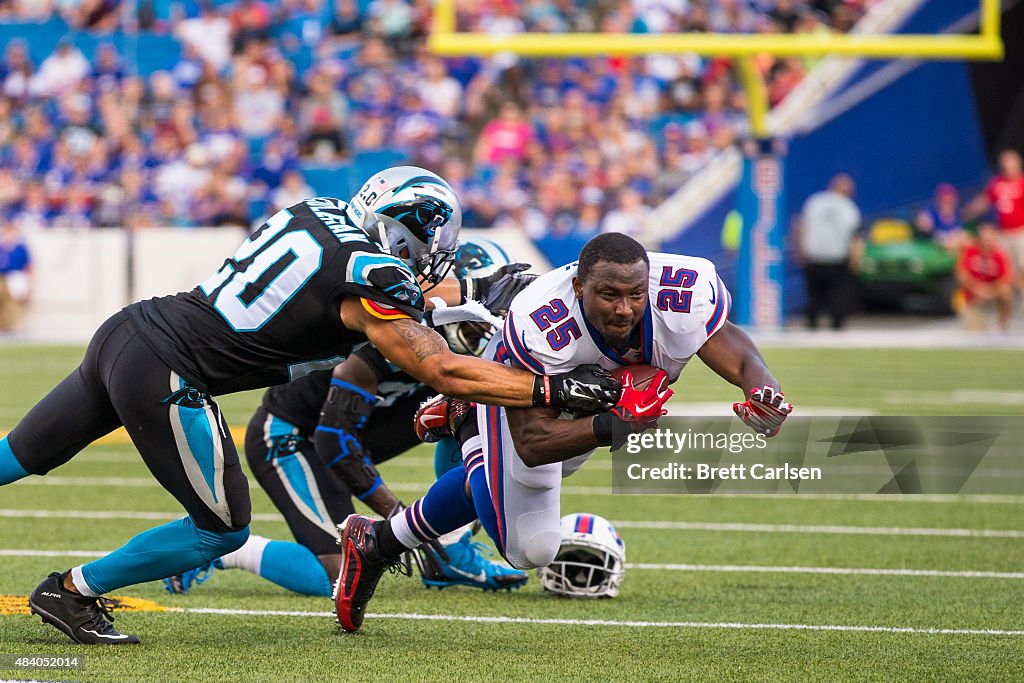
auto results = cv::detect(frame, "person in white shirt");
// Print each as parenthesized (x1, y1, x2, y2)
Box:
(796, 173, 863, 330)
(415, 57, 463, 120)
(176, 2, 233, 72)
(30, 39, 89, 97)
(600, 186, 651, 238)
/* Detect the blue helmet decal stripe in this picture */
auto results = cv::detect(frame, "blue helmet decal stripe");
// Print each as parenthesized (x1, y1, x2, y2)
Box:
(393, 175, 452, 194)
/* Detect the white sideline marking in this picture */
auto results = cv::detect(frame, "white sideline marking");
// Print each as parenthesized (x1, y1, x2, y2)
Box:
(0, 508, 1021, 538)
(627, 563, 1024, 579)
(177, 608, 1024, 636)
(884, 390, 1024, 406)
(665, 403, 874, 417)
(2, 544, 1019, 579)
(10, 476, 1023, 505)
(0, 549, 105, 558)
(612, 521, 1024, 538)
(0, 509, 286, 523)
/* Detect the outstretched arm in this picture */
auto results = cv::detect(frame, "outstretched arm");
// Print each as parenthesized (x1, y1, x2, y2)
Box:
(340, 297, 621, 412)
(962, 191, 991, 222)
(697, 321, 779, 395)
(343, 299, 535, 406)
(698, 321, 792, 437)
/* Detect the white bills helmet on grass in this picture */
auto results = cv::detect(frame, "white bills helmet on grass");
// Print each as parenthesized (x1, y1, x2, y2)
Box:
(539, 513, 625, 598)
(349, 166, 462, 285)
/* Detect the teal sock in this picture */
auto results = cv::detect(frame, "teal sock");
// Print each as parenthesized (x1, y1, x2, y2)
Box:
(222, 535, 332, 597)
(433, 437, 462, 478)
(260, 541, 333, 597)
(78, 518, 249, 595)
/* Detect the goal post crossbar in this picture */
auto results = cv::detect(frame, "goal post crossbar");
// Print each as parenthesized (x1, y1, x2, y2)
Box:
(428, 0, 1002, 60)
(428, 0, 1003, 140)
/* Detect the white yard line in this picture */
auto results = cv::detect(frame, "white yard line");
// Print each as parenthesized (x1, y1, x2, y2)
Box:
(884, 390, 1024, 405)
(0, 509, 286, 523)
(626, 563, 1024, 579)
(10, 476, 1022, 505)
(177, 608, 1024, 636)
(0, 549, 106, 558)
(1, 548, 1020, 581)
(0, 508, 1021, 538)
(665, 403, 875, 417)
(612, 521, 1024, 538)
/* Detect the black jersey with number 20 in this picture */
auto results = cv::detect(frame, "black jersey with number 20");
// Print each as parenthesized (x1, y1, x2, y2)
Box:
(126, 198, 424, 395)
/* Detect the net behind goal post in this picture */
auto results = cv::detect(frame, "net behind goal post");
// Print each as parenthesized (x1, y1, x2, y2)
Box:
(426, 0, 1004, 329)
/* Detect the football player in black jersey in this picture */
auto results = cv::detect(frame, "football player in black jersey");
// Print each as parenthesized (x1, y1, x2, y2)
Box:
(163, 239, 527, 597)
(1, 167, 620, 645)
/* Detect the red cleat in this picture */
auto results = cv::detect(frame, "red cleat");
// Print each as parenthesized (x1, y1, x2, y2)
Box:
(333, 514, 401, 632)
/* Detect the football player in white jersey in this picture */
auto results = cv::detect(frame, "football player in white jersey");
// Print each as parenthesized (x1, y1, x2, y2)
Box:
(334, 233, 792, 631)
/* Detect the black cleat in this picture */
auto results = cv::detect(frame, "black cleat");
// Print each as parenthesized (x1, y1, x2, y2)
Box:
(333, 515, 404, 632)
(29, 572, 140, 645)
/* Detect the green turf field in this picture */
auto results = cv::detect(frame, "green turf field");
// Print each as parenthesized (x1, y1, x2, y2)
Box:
(0, 345, 1022, 682)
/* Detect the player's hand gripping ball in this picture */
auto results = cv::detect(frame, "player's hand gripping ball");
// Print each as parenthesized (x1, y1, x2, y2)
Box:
(732, 385, 793, 437)
(610, 365, 673, 430)
(414, 394, 473, 443)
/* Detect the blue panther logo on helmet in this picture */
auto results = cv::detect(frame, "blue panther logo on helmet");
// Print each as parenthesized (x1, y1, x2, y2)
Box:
(454, 242, 494, 278)
(377, 194, 454, 243)
(350, 166, 462, 286)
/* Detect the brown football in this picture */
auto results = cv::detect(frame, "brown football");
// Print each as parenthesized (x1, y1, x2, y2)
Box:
(611, 364, 666, 392)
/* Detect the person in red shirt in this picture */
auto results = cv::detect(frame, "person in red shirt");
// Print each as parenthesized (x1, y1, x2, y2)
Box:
(956, 223, 1014, 332)
(965, 149, 1024, 289)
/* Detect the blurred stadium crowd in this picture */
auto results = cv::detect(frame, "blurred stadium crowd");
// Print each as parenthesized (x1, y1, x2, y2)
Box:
(0, 0, 876, 239)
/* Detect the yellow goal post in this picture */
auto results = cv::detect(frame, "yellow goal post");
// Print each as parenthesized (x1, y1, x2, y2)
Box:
(427, 0, 1004, 137)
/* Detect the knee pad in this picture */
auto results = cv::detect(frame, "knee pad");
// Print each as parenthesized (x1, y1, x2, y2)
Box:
(506, 527, 561, 570)
(194, 523, 250, 561)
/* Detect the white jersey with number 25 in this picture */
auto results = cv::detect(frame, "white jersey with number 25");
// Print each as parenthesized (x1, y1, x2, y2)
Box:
(499, 252, 731, 381)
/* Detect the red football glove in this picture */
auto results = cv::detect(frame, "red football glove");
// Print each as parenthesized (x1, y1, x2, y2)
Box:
(594, 370, 673, 449)
(612, 369, 673, 428)
(732, 385, 793, 437)
(414, 394, 473, 443)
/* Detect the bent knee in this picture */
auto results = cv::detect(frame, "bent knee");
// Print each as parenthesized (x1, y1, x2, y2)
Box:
(194, 523, 250, 560)
(504, 528, 561, 570)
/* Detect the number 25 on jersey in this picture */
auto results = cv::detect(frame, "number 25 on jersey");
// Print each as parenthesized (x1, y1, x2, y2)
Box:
(530, 299, 581, 351)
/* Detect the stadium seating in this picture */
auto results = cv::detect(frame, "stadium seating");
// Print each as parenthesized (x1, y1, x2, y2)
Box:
(0, 1, 868, 267)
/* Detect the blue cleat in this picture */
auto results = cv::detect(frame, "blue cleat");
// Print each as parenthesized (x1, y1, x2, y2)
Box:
(414, 532, 528, 591)
(163, 559, 224, 595)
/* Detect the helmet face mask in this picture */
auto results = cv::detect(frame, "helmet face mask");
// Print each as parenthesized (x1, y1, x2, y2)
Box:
(438, 238, 512, 356)
(539, 513, 626, 599)
(350, 166, 462, 286)
(441, 319, 493, 357)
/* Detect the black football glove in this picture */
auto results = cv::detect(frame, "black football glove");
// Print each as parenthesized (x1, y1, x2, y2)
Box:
(461, 263, 536, 314)
(533, 364, 622, 414)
